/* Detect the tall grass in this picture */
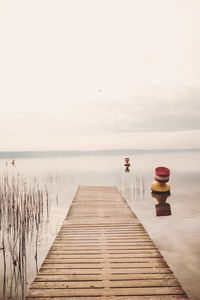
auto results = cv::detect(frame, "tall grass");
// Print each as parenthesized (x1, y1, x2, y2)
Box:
(115, 171, 146, 206)
(0, 171, 49, 300)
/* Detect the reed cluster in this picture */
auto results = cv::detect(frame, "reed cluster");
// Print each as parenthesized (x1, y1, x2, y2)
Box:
(115, 172, 145, 205)
(0, 171, 49, 300)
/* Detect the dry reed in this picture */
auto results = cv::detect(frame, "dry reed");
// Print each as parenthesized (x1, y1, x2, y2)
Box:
(0, 171, 49, 300)
(115, 171, 145, 206)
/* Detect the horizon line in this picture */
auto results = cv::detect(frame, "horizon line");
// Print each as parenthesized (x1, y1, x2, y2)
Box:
(1, 148, 200, 152)
(0, 148, 200, 158)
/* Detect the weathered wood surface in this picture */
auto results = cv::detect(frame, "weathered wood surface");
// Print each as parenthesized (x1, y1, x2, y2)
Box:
(25, 186, 188, 299)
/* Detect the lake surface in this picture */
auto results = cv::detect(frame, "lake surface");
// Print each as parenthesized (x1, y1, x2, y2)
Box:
(0, 149, 200, 299)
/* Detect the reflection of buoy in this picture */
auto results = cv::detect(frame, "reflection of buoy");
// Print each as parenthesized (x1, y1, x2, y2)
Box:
(151, 166, 170, 193)
(124, 157, 130, 167)
(152, 191, 171, 216)
(125, 166, 130, 172)
(151, 191, 170, 202)
(11, 159, 15, 166)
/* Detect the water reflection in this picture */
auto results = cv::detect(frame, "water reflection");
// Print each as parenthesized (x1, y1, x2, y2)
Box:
(125, 166, 130, 172)
(151, 191, 171, 217)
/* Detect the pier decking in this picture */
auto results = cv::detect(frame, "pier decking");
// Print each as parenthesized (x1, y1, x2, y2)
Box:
(26, 186, 188, 299)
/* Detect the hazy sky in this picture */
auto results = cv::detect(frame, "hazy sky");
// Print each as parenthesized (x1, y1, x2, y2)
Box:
(1, 0, 200, 151)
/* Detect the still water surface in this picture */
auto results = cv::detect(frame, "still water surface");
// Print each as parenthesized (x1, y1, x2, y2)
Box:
(0, 150, 200, 299)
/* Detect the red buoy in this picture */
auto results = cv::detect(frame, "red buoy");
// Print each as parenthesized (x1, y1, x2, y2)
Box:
(154, 166, 170, 183)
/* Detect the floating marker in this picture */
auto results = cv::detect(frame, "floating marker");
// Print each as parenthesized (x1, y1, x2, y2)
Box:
(124, 157, 130, 167)
(151, 166, 170, 193)
(154, 166, 170, 183)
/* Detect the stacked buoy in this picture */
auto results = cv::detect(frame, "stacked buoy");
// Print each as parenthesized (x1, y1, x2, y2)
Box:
(124, 157, 130, 172)
(124, 158, 130, 167)
(151, 166, 170, 193)
(151, 166, 171, 216)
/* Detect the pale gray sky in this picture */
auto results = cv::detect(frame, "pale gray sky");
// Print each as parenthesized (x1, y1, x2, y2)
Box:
(0, 0, 200, 151)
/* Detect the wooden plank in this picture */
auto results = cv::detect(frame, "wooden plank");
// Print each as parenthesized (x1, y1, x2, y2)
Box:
(55, 232, 149, 236)
(27, 286, 185, 297)
(110, 273, 177, 280)
(50, 245, 157, 250)
(110, 279, 180, 287)
(38, 267, 173, 275)
(38, 268, 102, 275)
(46, 254, 162, 259)
(34, 273, 177, 282)
(55, 236, 151, 240)
(30, 281, 104, 289)
(25, 186, 188, 299)
(30, 278, 180, 289)
(34, 274, 103, 281)
(26, 296, 188, 300)
(56, 234, 150, 237)
(45, 257, 163, 262)
(48, 251, 102, 255)
(40, 262, 168, 268)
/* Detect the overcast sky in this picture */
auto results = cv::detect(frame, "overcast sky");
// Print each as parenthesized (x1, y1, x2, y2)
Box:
(1, 0, 200, 151)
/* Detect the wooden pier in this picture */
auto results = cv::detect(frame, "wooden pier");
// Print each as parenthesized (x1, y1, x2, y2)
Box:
(26, 186, 188, 299)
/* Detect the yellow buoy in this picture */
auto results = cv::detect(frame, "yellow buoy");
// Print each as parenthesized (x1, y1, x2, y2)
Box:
(151, 181, 170, 193)
(124, 163, 130, 167)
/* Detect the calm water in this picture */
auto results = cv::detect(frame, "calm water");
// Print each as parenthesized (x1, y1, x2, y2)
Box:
(0, 150, 200, 299)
